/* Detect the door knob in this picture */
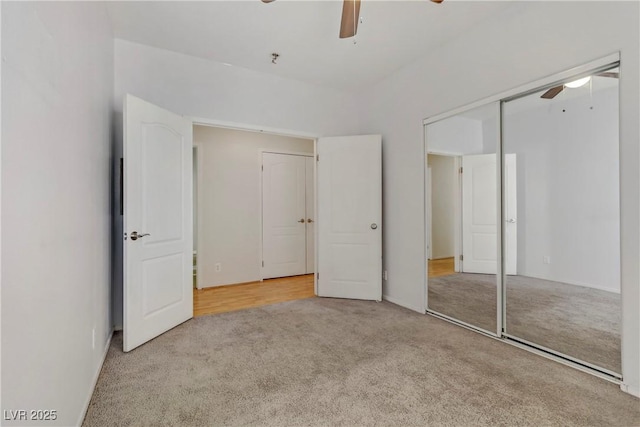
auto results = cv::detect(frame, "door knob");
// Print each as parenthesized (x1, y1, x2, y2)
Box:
(371, 223, 378, 230)
(298, 219, 305, 223)
(506, 219, 516, 223)
(307, 219, 314, 223)
(130, 231, 151, 241)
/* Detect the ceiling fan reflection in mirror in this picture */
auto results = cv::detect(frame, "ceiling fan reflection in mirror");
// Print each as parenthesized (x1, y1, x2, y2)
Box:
(540, 71, 619, 99)
(261, 0, 444, 39)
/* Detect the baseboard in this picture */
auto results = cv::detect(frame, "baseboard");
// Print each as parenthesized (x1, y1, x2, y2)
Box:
(620, 382, 640, 398)
(518, 273, 620, 294)
(382, 294, 425, 314)
(77, 330, 113, 426)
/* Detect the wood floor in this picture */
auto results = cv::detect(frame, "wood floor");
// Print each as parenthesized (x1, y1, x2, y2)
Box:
(428, 257, 455, 278)
(194, 274, 315, 317)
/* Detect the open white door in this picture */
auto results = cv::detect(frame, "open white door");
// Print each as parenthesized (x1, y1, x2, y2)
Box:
(462, 154, 498, 274)
(317, 135, 382, 301)
(124, 95, 193, 352)
(262, 153, 307, 279)
(462, 153, 517, 275)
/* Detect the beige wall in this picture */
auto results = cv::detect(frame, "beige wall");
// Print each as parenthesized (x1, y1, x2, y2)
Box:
(194, 126, 313, 288)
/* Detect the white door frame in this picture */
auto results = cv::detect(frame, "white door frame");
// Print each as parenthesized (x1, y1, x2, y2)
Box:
(425, 151, 463, 272)
(190, 117, 319, 294)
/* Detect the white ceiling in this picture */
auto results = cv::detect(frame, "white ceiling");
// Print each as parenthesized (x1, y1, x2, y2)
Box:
(107, 1, 513, 92)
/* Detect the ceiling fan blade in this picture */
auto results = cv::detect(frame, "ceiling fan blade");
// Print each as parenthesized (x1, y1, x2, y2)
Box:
(431, 0, 444, 3)
(261, 0, 276, 3)
(541, 85, 564, 99)
(596, 71, 619, 79)
(340, 0, 361, 39)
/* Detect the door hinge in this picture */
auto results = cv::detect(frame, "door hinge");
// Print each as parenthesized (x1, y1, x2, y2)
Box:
(459, 167, 463, 174)
(317, 273, 319, 280)
(316, 154, 319, 161)
(261, 165, 264, 171)
(262, 261, 264, 267)
(459, 254, 463, 261)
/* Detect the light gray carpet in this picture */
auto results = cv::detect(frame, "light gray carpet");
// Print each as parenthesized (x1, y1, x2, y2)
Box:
(84, 298, 639, 426)
(428, 274, 621, 373)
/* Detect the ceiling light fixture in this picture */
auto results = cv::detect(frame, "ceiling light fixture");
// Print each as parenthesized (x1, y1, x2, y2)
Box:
(565, 76, 591, 89)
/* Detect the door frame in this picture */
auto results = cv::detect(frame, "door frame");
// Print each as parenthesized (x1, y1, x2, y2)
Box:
(259, 150, 315, 282)
(190, 116, 319, 294)
(425, 152, 463, 271)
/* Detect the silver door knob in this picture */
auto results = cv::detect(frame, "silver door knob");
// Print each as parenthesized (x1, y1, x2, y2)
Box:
(371, 223, 378, 229)
(307, 219, 314, 223)
(506, 219, 516, 223)
(130, 231, 151, 241)
(298, 219, 305, 223)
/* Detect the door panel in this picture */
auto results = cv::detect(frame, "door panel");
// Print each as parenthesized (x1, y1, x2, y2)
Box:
(262, 153, 306, 279)
(317, 135, 382, 301)
(462, 154, 498, 274)
(124, 94, 193, 352)
(305, 156, 315, 274)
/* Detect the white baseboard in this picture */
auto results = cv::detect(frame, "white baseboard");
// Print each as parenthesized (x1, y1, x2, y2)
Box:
(77, 330, 113, 426)
(382, 294, 425, 314)
(620, 382, 640, 398)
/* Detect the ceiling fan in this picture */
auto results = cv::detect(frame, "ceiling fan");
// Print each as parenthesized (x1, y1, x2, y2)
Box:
(540, 71, 619, 99)
(261, 0, 444, 39)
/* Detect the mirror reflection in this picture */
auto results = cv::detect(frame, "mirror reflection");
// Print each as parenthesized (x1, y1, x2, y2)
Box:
(503, 66, 621, 373)
(426, 103, 501, 334)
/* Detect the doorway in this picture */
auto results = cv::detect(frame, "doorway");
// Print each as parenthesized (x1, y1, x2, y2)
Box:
(192, 125, 316, 316)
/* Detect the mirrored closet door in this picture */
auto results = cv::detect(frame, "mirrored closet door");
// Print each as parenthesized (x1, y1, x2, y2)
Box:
(425, 103, 503, 335)
(502, 64, 622, 375)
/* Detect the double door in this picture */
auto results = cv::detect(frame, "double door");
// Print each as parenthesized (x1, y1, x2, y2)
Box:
(262, 153, 314, 279)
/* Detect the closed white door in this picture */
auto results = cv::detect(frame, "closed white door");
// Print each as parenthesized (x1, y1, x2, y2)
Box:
(305, 156, 315, 274)
(462, 154, 498, 274)
(262, 153, 307, 279)
(317, 135, 382, 301)
(124, 95, 193, 352)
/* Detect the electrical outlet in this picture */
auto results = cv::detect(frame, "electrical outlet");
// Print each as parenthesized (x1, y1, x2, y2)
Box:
(383, 270, 388, 281)
(92, 328, 96, 350)
(215, 263, 222, 272)
(543, 256, 551, 265)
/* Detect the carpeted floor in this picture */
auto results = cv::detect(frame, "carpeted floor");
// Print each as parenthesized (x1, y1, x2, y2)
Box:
(428, 274, 621, 373)
(83, 298, 638, 426)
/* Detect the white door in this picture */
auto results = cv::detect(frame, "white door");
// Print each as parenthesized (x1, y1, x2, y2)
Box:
(305, 156, 315, 274)
(262, 153, 307, 279)
(317, 135, 382, 301)
(124, 95, 193, 352)
(461, 153, 517, 274)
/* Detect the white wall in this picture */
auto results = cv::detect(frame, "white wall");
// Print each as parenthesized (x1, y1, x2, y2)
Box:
(357, 2, 639, 394)
(1, 2, 114, 425)
(427, 116, 483, 155)
(112, 40, 358, 328)
(194, 125, 313, 288)
(505, 87, 620, 293)
(427, 155, 456, 259)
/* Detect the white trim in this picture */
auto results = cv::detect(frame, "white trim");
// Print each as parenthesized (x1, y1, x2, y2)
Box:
(620, 383, 640, 398)
(383, 294, 425, 314)
(192, 116, 319, 139)
(78, 330, 113, 426)
(262, 150, 313, 158)
(423, 52, 620, 126)
(313, 140, 319, 295)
